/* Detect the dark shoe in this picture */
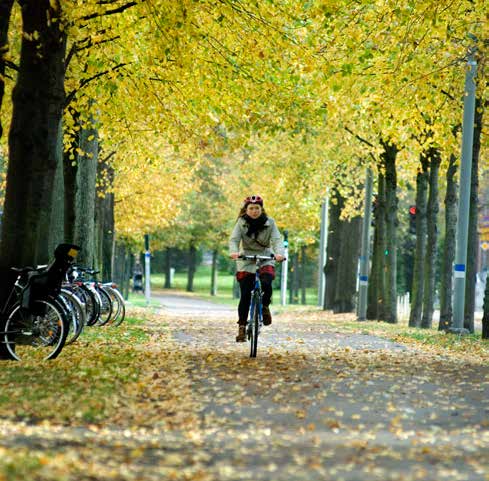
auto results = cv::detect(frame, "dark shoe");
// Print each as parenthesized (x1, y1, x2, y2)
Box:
(263, 306, 272, 326)
(236, 325, 246, 342)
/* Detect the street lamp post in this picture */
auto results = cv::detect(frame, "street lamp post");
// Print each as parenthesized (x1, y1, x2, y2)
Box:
(452, 52, 477, 333)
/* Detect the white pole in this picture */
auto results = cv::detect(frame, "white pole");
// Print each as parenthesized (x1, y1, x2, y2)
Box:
(145, 251, 151, 305)
(144, 234, 151, 305)
(318, 200, 328, 307)
(358, 168, 373, 320)
(280, 230, 289, 306)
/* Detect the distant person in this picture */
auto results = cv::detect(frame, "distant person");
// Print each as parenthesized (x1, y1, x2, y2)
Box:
(133, 260, 143, 292)
(229, 195, 285, 342)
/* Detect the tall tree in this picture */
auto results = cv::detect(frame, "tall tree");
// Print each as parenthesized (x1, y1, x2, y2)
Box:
(333, 215, 362, 313)
(381, 140, 399, 323)
(367, 174, 386, 320)
(421, 147, 441, 328)
(464, 96, 484, 333)
(74, 115, 99, 268)
(438, 153, 458, 330)
(0, 0, 66, 286)
(186, 242, 197, 293)
(0, 0, 14, 141)
(324, 190, 342, 310)
(409, 159, 429, 327)
(96, 153, 115, 281)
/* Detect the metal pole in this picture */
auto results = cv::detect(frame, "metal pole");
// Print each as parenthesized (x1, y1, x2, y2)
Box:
(318, 199, 328, 307)
(280, 230, 289, 306)
(452, 54, 477, 333)
(144, 234, 151, 305)
(358, 168, 373, 321)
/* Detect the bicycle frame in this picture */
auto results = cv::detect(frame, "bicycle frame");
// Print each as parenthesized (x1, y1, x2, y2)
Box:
(247, 268, 263, 334)
(0, 274, 28, 332)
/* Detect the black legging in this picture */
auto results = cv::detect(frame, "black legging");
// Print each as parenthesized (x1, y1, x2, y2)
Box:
(237, 273, 273, 325)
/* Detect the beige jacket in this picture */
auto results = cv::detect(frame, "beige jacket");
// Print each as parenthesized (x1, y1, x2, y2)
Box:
(229, 216, 285, 273)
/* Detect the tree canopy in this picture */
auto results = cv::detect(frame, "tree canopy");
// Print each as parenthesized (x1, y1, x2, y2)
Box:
(0, 0, 487, 249)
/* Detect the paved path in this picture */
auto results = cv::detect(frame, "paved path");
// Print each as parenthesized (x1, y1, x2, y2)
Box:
(1, 292, 488, 480)
(157, 293, 489, 481)
(152, 292, 236, 316)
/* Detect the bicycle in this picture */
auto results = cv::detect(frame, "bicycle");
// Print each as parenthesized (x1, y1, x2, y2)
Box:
(0, 243, 80, 361)
(238, 254, 279, 358)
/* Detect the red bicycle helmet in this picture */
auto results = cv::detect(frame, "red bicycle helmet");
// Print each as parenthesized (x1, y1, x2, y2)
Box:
(243, 195, 263, 206)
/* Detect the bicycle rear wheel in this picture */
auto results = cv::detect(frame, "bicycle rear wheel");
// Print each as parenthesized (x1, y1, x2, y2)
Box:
(4, 300, 68, 361)
(249, 293, 260, 358)
(59, 289, 86, 344)
(95, 286, 113, 326)
(104, 285, 126, 326)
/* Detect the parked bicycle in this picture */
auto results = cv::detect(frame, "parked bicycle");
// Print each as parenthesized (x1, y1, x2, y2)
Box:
(68, 266, 126, 327)
(0, 244, 80, 361)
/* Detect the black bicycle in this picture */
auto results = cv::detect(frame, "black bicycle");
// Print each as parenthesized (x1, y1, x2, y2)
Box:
(238, 254, 277, 358)
(0, 244, 80, 361)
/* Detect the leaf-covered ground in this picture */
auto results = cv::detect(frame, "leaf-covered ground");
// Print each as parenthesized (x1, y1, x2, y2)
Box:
(0, 302, 488, 481)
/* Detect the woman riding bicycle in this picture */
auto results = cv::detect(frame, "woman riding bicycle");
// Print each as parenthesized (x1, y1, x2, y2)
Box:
(229, 195, 285, 342)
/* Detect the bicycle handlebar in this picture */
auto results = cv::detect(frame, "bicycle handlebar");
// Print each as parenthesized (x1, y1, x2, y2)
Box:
(235, 254, 286, 261)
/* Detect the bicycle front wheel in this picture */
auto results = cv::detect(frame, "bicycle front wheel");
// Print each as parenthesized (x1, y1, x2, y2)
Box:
(249, 293, 260, 358)
(4, 300, 68, 361)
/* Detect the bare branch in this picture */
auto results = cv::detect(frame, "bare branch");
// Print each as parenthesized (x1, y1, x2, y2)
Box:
(344, 125, 375, 148)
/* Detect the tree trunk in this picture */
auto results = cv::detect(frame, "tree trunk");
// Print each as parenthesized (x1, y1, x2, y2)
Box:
(367, 223, 380, 319)
(324, 190, 342, 310)
(367, 173, 386, 320)
(37, 120, 64, 264)
(300, 245, 307, 305)
(439, 153, 458, 330)
(334, 216, 362, 313)
(186, 244, 197, 292)
(101, 193, 115, 281)
(0, 0, 66, 300)
(421, 148, 441, 328)
(289, 252, 299, 304)
(0, 0, 14, 141)
(464, 97, 483, 334)
(98, 159, 115, 282)
(74, 122, 98, 268)
(123, 250, 133, 300)
(210, 249, 218, 296)
(409, 155, 429, 327)
(113, 241, 126, 287)
(63, 111, 80, 243)
(382, 141, 399, 323)
(0, 1, 66, 359)
(164, 248, 172, 288)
